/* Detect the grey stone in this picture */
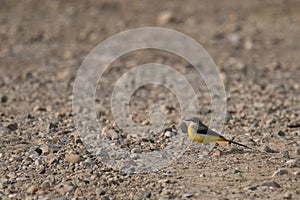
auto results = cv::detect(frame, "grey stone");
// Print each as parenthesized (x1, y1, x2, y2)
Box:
(261, 181, 280, 188)
(262, 145, 276, 153)
(272, 169, 289, 177)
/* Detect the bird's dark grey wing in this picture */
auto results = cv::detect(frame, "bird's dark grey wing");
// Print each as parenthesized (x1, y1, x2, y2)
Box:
(196, 123, 208, 134)
(197, 125, 224, 138)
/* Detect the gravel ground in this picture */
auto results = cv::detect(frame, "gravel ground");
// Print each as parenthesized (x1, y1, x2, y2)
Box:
(1, 0, 299, 199)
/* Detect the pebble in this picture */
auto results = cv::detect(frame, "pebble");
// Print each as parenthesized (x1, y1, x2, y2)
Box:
(141, 120, 149, 126)
(130, 153, 140, 160)
(127, 133, 139, 139)
(225, 113, 233, 122)
(101, 196, 110, 200)
(40, 181, 50, 190)
(265, 120, 273, 128)
(95, 188, 106, 196)
(74, 187, 83, 196)
(0, 94, 8, 103)
(272, 168, 289, 177)
(131, 147, 141, 154)
(65, 154, 81, 163)
(287, 118, 300, 128)
(228, 33, 241, 47)
(0, 126, 11, 133)
(102, 127, 119, 140)
(26, 185, 38, 194)
(162, 172, 173, 178)
(262, 132, 271, 139)
(40, 144, 50, 154)
(34, 158, 43, 167)
(55, 184, 74, 195)
(286, 159, 299, 168)
(282, 192, 292, 199)
(8, 194, 17, 198)
(33, 105, 47, 112)
(161, 189, 172, 196)
(245, 185, 258, 191)
(164, 131, 175, 138)
(182, 193, 193, 198)
(158, 179, 171, 184)
(212, 150, 222, 157)
(108, 130, 120, 140)
(213, 32, 225, 40)
(29, 150, 40, 159)
(282, 151, 289, 158)
(45, 153, 57, 165)
(0, 178, 8, 184)
(40, 144, 60, 154)
(34, 147, 43, 155)
(47, 122, 58, 132)
(293, 171, 300, 176)
(7, 123, 18, 131)
(244, 38, 253, 50)
(261, 181, 281, 188)
(197, 108, 211, 115)
(63, 50, 73, 59)
(262, 145, 276, 153)
(137, 190, 151, 199)
(156, 11, 174, 26)
(0, 178, 8, 189)
(277, 130, 285, 136)
(233, 168, 241, 174)
(54, 112, 66, 118)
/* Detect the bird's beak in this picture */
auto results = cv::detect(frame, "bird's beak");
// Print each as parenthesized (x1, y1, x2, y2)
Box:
(182, 119, 193, 128)
(182, 119, 188, 125)
(183, 118, 193, 124)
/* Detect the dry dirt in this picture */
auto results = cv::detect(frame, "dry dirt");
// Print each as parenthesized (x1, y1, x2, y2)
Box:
(0, 0, 300, 199)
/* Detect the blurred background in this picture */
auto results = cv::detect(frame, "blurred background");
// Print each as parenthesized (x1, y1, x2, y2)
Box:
(0, 0, 299, 199)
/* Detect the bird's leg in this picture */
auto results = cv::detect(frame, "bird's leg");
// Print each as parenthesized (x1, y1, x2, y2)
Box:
(228, 136, 236, 147)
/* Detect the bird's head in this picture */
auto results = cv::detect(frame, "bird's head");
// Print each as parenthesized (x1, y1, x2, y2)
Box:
(180, 117, 204, 133)
(185, 117, 201, 124)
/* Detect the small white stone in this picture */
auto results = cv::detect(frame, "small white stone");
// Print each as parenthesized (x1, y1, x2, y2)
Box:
(156, 11, 173, 26)
(164, 131, 175, 138)
(244, 38, 253, 50)
(228, 33, 240, 47)
(293, 171, 300, 176)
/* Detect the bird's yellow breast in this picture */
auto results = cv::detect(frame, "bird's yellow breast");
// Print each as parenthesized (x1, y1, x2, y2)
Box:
(188, 125, 205, 142)
(187, 125, 222, 143)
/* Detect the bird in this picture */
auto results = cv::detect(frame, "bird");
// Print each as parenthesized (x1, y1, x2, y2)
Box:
(182, 117, 251, 149)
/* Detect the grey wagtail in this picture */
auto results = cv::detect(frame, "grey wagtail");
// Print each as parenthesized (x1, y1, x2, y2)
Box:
(182, 117, 251, 149)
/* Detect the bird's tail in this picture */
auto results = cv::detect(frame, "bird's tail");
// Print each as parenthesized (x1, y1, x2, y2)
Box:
(226, 139, 252, 149)
(215, 132, 252, 149)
